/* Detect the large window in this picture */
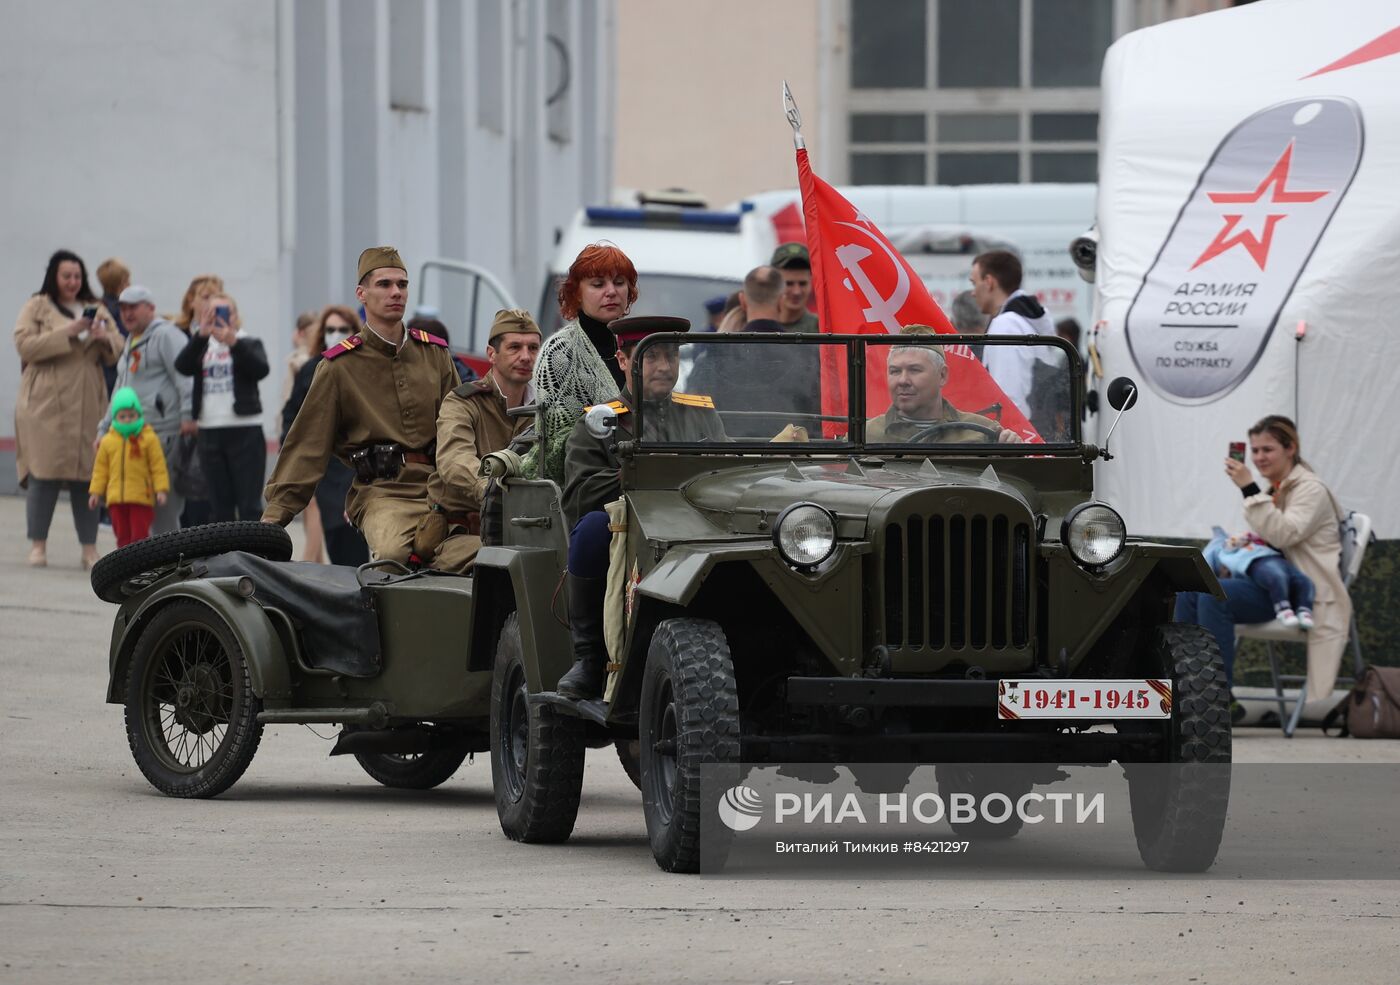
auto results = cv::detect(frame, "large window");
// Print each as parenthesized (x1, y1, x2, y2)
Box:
(846, 0, 1113, 185)
(850, 0, 926, 88)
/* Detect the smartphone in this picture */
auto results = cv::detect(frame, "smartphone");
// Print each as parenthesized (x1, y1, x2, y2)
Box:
(1228, 441, 1247, 463)
(82, 305, 98, 320)
(214, 304, 231, 323)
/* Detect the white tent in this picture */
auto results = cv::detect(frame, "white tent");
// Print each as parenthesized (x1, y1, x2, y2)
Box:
(1092, 0, 1400, 541)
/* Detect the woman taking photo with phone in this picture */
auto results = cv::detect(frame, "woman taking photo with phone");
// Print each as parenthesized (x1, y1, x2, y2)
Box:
(175, 292, 270, 521)
(1174, 415, 1352, 723)
(13, 249, 121, 568)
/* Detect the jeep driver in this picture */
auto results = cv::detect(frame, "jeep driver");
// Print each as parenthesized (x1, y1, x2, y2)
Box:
(555, 315, 727, 699)
(867, 331, 1023, 445)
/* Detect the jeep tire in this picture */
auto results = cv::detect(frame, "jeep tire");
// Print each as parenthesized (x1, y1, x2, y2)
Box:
(615, 739, 642, 791)
(1127, 623, 1231, 872)
(490, 613, 585, 843)
(639, 618, 741, 873)
(936, 765, 1033, 840)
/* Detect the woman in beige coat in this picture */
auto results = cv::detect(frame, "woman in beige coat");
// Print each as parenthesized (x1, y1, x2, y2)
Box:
(1175, 415, 1351, 720)
(14, 250, 121, 568)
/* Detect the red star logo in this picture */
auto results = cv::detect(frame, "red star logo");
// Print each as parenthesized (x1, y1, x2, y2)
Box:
(1189, 141, 1329, 271)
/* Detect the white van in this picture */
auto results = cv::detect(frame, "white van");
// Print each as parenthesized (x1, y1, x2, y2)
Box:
(539, 200, 778, 332)
(740, 183, 1095, 329)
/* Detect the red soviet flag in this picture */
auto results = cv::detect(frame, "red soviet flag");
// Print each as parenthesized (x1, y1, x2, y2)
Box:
(796, 147, 1039, 440)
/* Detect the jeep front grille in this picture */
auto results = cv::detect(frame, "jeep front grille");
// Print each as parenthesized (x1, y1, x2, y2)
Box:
(882, 513, 1031, 651)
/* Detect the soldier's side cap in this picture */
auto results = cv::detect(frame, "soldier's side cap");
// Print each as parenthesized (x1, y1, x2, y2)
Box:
(608, 315, 690, 346)
(771, 241, 811, 269)
(489, 308, 542, 343)
(357, 246, 407, 282)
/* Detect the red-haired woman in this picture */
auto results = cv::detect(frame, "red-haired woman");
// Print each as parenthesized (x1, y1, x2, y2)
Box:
(527, 244, 639, 481)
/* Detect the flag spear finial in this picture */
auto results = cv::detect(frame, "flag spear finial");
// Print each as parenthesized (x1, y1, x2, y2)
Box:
(783, 81, 805, 150)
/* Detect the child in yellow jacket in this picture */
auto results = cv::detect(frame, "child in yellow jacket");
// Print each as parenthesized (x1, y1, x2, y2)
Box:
(89, 387, 170, 547)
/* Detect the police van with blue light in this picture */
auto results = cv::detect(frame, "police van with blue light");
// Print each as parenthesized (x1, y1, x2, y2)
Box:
(539, 190, 778, 332)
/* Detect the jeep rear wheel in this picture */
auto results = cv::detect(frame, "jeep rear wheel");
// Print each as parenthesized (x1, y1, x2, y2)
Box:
(490, 613, 585, 843)
(1127, 623, 1231, 872)
(639, 618, 740, 873)
(615, 739, 642, 791)
(935, 765, 1032, 840)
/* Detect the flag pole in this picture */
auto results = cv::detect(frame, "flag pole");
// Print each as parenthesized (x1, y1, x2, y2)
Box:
(783, 81, 804, 151)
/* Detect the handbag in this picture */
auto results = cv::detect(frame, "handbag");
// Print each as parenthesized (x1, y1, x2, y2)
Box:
(168, 433, 208, 500)
(1322, 666, 1400, 739)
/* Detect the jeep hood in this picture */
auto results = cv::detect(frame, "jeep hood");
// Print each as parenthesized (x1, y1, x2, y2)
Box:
(681, 460, 1041, 535)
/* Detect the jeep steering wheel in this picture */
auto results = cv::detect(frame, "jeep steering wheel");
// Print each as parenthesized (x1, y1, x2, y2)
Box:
(907, 420, 1004, 443)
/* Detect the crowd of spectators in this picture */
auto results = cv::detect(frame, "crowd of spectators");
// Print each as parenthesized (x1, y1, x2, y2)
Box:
(10, 248, 378, 565)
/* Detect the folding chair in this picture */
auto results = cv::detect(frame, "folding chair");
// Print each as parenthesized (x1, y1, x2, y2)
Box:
(1235, 511, 1372, 737)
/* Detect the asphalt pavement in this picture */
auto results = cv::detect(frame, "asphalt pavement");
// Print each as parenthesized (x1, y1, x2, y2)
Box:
(2, 494, 1397, 985)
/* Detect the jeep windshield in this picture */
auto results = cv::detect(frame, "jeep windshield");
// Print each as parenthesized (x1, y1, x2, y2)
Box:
(633, 334, 1081, 452)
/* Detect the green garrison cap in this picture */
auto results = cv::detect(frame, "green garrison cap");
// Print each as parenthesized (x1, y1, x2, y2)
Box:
(357, 246, 407, 282)
(489, 308, 542, 343)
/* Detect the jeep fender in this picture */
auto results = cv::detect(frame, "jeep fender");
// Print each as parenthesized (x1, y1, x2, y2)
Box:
(634, 543, 776, 606)
(473, 546, 573, 693)
(1046, 542, 1223, 672)
(106, 578, 291, 704)
(624, 540, 870, 684)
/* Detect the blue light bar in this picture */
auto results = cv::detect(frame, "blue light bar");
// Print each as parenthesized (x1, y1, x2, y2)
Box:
(585, 207, 742, 229)
(680, 210, 743, 228)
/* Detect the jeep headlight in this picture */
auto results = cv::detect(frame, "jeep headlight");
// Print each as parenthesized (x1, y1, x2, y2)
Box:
(773, 503, 837, 568)
(1062, 503, 1126, 567)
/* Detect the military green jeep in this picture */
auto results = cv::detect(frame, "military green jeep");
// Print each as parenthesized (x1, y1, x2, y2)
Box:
(479, 333, 1231, 874)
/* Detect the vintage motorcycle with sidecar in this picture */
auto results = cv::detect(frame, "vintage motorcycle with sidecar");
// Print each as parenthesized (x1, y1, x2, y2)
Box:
(90, 522, 498, 797)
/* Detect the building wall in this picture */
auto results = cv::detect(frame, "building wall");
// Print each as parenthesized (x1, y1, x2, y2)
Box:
(288, 0, 615, 346)
(0, 0, 282, 494)
(613, 0, 1233, 202)
(1, 0, 614, 494)
(614, 0, 827, 206)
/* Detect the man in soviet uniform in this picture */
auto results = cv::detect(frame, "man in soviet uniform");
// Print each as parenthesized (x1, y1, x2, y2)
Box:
(867, 337, 1023, 444)
(556, 316, 726, 699)
(262, 246, 458, 562)
(423, 308, 542, 572)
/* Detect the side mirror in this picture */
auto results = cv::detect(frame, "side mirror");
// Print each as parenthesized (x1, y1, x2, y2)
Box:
(1070, 227, 1098, 284)
(1106, 376, 1138, 412)
(583, 403, 619, 439)
(1099, 377, 1138, 462)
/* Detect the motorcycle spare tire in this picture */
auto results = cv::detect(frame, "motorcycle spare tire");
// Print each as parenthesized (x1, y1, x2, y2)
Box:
(91, 521, 293, 604)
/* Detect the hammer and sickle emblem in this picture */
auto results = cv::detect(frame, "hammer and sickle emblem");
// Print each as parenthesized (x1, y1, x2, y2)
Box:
(833, 221, 910, 333)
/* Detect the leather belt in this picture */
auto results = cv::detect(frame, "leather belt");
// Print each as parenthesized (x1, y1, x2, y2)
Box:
(402, 451, 435, 466)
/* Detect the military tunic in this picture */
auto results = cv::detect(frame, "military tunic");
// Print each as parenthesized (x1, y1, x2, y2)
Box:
(262, 325, 457, 562)
(561, 391, 726, 529)
(865, 399, 1001, 443)
(426, 371, 531, 571)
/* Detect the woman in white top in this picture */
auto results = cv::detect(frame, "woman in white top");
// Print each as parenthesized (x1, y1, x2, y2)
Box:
(174, 293, 270, 521)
